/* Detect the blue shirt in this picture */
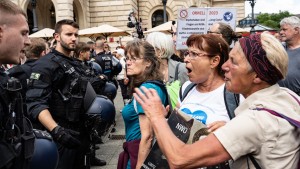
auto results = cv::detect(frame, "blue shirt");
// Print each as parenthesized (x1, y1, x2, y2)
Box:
(121, 82, 167, 169)
(122, 82, 167, 141)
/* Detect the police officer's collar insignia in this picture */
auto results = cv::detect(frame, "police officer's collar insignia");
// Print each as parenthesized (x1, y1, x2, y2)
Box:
(30, 73, 41, 80)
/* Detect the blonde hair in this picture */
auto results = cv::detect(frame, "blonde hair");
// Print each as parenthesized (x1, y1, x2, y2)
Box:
(260, 32, 288, 78)
(0, 0, 27, 25)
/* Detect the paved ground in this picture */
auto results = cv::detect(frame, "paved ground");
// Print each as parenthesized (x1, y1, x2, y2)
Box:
(91, 88, 126, 169)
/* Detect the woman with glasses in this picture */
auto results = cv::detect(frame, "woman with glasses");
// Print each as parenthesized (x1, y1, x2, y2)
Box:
(133, 34, 240, 169)
(174, 33, 240, 169)
(180, 34, 235, 133)
(133, 31, 299, 169)
(117, 39, 168, 169)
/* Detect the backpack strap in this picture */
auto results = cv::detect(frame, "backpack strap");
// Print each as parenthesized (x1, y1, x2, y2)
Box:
(249, 92, 300, 169)
(174, 63, 180, 81)
(256, 107, 300, 127)
(145, 80, 172, 117)
(248, 105, 300, 169)
(254, 93, 300, 127)
(179, 82, 197, 102)
(248, 106, 299, 169)
(51, 55, 88, 94)
(248, 155, 262, 169)
(180, 83, 239, 119)
(51, 55, 78, 77)
(223, 86, 239, 120)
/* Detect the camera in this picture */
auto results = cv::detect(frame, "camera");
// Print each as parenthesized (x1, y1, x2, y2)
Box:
(127, 9, 144, 39)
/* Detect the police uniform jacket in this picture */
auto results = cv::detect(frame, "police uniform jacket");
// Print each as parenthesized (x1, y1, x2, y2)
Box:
(74, 59, 107, 95)
(0, 68, 13, 168)
(0, 67, 35, 169)
(0, 67, 10, 126)
(8, 59, 38, 98)
(93, 52, 113, 78)
(26, 49, 105, 127)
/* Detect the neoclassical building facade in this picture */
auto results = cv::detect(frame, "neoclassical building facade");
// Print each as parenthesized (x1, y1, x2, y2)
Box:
(10, 0, 245, 35)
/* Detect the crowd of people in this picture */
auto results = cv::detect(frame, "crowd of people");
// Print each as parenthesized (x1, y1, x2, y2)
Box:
(0, 1, 120, 169)
(1, 0, 300, 169)
(133, 17, 300, 169)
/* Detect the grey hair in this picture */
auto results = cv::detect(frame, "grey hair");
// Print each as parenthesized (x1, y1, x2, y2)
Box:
(280, 16, 300, 29)
(146, 31, 175, 59)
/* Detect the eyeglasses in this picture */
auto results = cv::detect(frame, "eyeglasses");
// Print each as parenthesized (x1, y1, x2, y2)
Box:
(125, 57, 142, 62)
(207, 30, 221, 34)
(184, 51, 214, 59)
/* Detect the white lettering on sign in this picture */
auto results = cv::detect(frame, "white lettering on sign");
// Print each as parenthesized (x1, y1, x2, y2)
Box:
(176, 123, 188, 133)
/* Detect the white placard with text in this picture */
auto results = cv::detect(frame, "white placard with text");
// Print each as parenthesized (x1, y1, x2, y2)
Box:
(176, 8, 237, 50)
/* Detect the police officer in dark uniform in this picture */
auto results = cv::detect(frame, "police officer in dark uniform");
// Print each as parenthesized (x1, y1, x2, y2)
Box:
(93, 44, 122, 90)
(73, 42, 108, 99)
(92, 40, 121, 133)
(73, 42, 108, 166)
(26, 19, 106, 169)
(93, 40, 112, 77)
(8, 38, 49, 101)
(86, 41, 96, 59)
(8, 38, 49, 130)
(0, 1, 32, 169)
(73, 42, 102, 77)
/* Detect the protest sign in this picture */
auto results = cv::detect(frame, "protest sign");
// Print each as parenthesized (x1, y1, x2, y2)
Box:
(176, 8, 236, 49)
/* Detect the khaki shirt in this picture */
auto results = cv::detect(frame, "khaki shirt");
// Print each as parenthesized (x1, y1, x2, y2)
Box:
(214, 84, 300, 169)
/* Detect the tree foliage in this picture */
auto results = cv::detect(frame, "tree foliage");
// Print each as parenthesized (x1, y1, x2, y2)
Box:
(256, 11, 292, 29)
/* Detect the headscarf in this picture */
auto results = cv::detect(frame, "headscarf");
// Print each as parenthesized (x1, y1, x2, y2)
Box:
(239, 34, 283, 85)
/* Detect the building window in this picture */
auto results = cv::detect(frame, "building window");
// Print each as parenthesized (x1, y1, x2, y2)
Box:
(152, 10, 168, 28)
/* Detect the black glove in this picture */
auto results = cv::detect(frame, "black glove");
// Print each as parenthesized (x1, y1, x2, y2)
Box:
(50, 125, 81, 149)
(90, 75, 108, 94)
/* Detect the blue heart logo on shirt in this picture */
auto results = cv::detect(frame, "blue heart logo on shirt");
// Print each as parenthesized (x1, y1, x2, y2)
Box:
(181, 108, 208, 124)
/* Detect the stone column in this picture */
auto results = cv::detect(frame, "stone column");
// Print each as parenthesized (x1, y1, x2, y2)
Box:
(31, 0, 39, 32)
(55, 0, 74, 21)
